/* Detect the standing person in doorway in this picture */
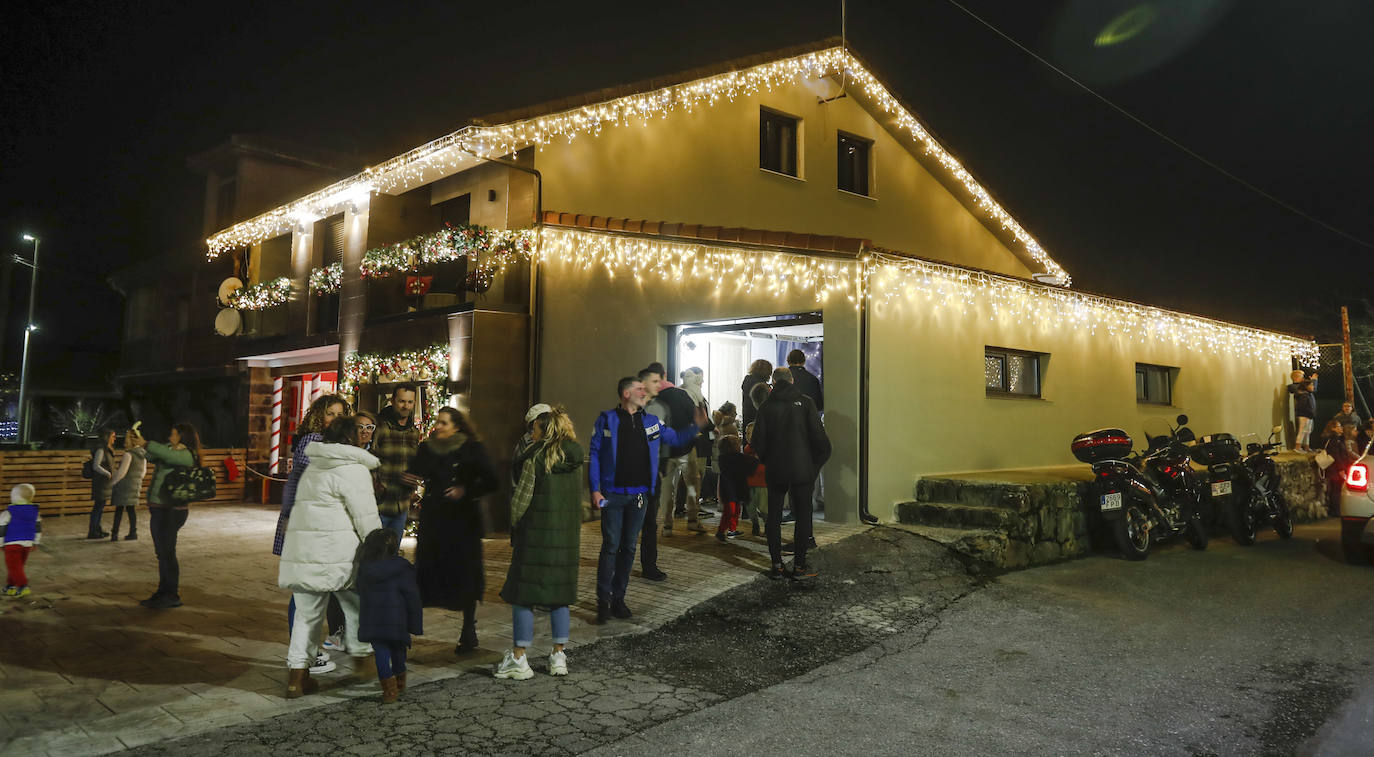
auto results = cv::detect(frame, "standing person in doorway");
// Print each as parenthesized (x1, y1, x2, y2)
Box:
(374, 386, 423, 541)
(786, 349, 829, 521)
(279, 416, 382, 698)
(590, 376, 703, 623)
(109, 429, 146, 541)
(496, 406, 583, 680)
(740, 359, 773, 430)
(752, 368, 830, 580)
(405, 407, 499, 654)
(86, 428, 118, 539)
(134, 422, 202, 608)
(648, 366, 704, 537)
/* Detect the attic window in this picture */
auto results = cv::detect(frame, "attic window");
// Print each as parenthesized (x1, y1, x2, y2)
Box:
(759, 108, 798, 177)
(837, 132, 871, 196)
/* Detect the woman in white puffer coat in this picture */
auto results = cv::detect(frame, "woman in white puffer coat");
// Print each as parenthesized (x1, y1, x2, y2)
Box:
(279, 416, 383, 698)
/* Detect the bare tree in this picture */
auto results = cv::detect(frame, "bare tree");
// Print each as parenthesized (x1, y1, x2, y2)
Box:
(48, 400, 125, 437)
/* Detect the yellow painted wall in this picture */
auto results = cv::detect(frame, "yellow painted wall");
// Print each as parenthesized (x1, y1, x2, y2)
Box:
(863, 289, 1292, 520)
(535, 256, 863, 523)
(532, 77, 1034, 278)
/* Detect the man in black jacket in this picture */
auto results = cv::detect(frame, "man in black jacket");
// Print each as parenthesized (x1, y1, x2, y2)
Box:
(752, 367, 831, 579)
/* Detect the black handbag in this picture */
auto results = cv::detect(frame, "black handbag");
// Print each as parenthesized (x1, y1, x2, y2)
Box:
(161, 466, 217, 502)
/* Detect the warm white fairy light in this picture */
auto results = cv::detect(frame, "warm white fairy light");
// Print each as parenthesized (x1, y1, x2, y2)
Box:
(866, 250, 1318, 366)
(205, 47, 1069, 283)
(538, 227, 1316, 366)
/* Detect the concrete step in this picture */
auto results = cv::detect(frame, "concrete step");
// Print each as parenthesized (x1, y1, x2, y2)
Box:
(914, 478, 1033, 511)
(896, 501, 1026, 536)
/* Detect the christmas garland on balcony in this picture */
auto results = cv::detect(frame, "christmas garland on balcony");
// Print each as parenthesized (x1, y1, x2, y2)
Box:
(226, 276, 293, 310)
(308, 262, 343, 294)
(339, 343, 452, 429)
(361, 224, 535, 280)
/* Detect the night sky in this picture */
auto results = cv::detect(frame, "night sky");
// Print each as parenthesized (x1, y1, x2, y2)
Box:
(3, 0, 1371, 387)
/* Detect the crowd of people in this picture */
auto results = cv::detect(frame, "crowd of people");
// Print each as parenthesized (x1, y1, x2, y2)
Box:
(5, 352, 833, 702)
(1288, 369, 1371, 514)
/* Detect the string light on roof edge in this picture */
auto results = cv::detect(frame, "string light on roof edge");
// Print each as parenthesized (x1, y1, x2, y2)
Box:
(204, 49, 1069, 284)
(536, 227, 1316, 366)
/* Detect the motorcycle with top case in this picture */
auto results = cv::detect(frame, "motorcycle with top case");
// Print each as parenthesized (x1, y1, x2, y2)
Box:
(1071, 414, 1208, 560)
(1195, 426, 1293, 544)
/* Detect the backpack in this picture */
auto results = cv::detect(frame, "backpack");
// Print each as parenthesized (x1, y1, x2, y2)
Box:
(161, 466, 218, 502)
(81, 457, 94, 479)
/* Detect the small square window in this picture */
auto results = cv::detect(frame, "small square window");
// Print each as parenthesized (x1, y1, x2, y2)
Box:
(759, 108, 798, 176)
(1136, 363, 1174, 405)
(985, 347, 1042, 397)
(837, 132, 871, 195)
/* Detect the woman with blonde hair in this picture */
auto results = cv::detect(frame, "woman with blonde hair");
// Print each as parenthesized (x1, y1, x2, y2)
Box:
(495, 406, 583, 679)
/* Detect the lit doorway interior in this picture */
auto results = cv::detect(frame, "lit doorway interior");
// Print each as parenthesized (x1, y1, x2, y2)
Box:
(669, 311, 826, 521)
(671, 312, 824, 413)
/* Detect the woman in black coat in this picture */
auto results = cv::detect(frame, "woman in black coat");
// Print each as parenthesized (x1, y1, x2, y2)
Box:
(404, 406, 499, 654)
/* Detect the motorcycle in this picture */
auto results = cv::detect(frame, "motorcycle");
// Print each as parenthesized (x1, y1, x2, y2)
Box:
(1071, 415, 1208, 560)
(1195, 425, 1293, 544)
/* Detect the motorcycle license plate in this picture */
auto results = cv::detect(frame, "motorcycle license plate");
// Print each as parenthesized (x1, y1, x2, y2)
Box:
(1100, 492, 1123, 511)
(1211, 481, 1233, 496)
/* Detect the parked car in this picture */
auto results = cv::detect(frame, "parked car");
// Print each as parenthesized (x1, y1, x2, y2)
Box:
(1340, 441, 1373, 562)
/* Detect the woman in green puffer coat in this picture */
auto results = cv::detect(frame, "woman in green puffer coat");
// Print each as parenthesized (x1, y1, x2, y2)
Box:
(495, 406, 584, 680)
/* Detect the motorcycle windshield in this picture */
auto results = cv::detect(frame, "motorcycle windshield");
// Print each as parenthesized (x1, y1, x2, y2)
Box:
(1142, 418, 1173, 453)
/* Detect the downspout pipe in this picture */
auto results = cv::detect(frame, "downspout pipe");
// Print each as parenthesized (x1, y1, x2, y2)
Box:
(857, 248, 874, 525)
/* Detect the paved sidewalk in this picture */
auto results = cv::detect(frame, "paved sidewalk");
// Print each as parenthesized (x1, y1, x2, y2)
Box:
(0, 503, 864, 756)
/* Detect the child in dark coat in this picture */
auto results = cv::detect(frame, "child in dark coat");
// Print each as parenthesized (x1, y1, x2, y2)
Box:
(715, 436, 757, 542)
(356, 528, 423, 704)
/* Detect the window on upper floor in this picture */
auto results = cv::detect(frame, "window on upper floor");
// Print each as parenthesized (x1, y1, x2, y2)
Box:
(1136, 363, 1175, 405)
(759, 108, 799, 177)
(985, 347, 1043, 398)
(837, 131, 871, 196)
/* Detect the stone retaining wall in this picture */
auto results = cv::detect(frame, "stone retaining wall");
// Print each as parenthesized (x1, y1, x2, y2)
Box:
(900, 455, 1328, 571)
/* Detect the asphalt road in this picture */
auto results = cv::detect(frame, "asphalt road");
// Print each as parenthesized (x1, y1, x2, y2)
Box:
(132, 521, 1374, 756)
(591, 521, 1374, 756)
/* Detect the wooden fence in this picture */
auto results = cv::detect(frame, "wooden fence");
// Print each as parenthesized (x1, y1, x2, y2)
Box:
(0, 448, 248, 517)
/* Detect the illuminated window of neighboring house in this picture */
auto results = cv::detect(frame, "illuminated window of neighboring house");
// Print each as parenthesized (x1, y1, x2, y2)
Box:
(759, 108, 799, 176)
(985, 347, 1042, 398)
(837, 131, 871, 196)
(1136, 363, 1175, 405)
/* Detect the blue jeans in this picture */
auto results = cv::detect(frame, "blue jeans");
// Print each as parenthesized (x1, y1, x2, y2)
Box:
(596, 492, 648, 600)
(513, 604, 570, 647)
(373, 642, 407, 679)
(379, 512, 407, 540)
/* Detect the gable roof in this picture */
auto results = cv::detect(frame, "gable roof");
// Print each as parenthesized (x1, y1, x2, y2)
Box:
(204, 42, 1072, 285)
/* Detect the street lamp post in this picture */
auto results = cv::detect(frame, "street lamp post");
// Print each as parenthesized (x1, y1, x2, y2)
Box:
(17, 234, 39, 445)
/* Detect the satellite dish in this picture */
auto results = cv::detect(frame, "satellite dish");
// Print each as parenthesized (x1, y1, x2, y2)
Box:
(217, 277, 244, 305)
(214, 307, 242, 336)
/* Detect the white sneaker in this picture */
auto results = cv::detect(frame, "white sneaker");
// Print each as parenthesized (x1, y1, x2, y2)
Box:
(549, 649, 568, 676)
(322, 629, 344, 651)
(494, 650, 534, 680)
(311, 652, 336, 674)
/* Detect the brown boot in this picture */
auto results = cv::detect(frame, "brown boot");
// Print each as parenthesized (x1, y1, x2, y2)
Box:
(285, 668, 318, 699)
(380, 675, 400, 704)
(396, 671, 407, 693)
(351, 655, 376, 681)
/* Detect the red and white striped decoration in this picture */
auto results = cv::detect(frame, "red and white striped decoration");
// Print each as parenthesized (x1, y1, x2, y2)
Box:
(310, 374, 322, 403)
(269, 376, 284, 474)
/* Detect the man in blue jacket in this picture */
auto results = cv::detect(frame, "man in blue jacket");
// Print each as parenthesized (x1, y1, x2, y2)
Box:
(590, 376, 703, 624)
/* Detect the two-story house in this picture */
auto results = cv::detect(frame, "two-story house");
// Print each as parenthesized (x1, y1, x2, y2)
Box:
(145, 40, 1316, 521)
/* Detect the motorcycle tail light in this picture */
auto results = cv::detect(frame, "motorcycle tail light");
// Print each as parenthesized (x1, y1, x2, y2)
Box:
(1349, 463, 1369, 493)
